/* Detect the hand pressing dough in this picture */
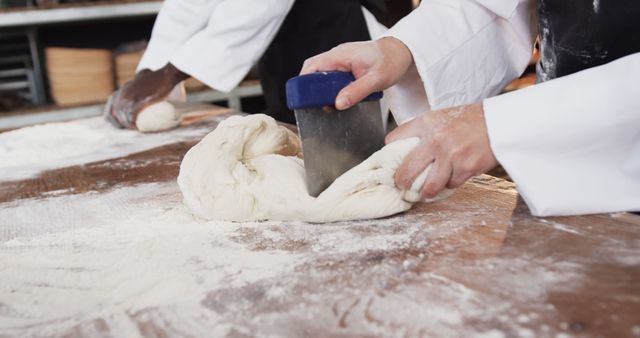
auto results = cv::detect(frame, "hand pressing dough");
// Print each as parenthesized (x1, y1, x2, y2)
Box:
(136, 101, 182, 133)
(177, 114, 452, 223)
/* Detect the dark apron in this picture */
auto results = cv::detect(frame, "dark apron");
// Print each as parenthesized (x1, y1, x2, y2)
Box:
(258, 0, 385, 124)
(537, 0, 640, 82)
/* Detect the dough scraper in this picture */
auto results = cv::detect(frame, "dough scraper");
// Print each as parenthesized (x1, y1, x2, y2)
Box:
(286, 71, 385, 197)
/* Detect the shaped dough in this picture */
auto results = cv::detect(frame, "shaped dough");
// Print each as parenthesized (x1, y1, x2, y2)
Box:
(136, 101, 182, 133)
(177, 114, 451, 223)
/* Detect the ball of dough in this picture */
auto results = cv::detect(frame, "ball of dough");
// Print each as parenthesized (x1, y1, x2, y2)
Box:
(136, 101, 182, 133)
(177, 114, 453, 223)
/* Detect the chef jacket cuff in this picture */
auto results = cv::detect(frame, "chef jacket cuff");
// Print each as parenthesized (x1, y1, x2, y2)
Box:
(483, 54, 640, 216)
(383, 0, 533, 111)
(170, 45, 249, 93)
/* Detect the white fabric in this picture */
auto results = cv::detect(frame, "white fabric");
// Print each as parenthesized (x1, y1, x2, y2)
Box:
(139, 2, 384, 94)
(362, 6, 387, 39)
(361, 7, 391, 129)
(177, 114, 451, 223)
(138, 0, 295, 92)
(484, 54, 640, 216)
(137, 0, 220, 72)
(383, 0, 640, 215)
(383, 0, 536, 114)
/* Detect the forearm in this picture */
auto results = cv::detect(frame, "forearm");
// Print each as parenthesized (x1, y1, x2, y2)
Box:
(158, 63, 189, 87)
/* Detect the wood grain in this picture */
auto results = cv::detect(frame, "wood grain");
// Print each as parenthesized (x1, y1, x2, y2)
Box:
(1, 108, 639, 337)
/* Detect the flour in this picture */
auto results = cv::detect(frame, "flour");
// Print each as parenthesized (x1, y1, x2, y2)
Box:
(0, 117, 211, 181)
(0, 181, 592, 337)
(538, 219, 582, 235)
(537, 24, 557, 83)
(0, 183, 300, 336)
(0, 182, 430, 336)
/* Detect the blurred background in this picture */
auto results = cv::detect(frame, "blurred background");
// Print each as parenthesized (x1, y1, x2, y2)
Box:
(0, 0, 534, 130)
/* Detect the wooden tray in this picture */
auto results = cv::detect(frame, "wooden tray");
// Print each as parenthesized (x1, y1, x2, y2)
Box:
(46, 47, 114, 106)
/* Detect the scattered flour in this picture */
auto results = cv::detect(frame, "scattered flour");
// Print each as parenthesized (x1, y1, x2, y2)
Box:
(538, 219, 582, 235)
(475, 329, 506, 338)
(0, 183, 300, 336)
(0, 117, 212, 181)
(0, 181, 592, 337)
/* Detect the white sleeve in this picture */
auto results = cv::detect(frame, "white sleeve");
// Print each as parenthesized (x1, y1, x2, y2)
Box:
(137, 0, 222, 72)
(361, 6, 387, 39)
(170, 0, 294, 92)
(139, 0, 295, 92)
(383, 0, 536, 123)
(483, 53, 640, 216)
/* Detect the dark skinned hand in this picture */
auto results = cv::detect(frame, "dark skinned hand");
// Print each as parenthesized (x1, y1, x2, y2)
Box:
(104, 63, 188, 129)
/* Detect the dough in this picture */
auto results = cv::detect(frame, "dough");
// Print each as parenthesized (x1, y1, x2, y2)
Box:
(177, 114, 452, 223)
(136, 101, 182, 133)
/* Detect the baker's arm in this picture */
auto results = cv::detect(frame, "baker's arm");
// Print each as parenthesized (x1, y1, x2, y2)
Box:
(137, 0, 222, 72)
(164, 0, 295, 92)
(105, 0, 221, 128)
(384, 0, 536, 122)
(483, 53, 640, 216)
(106, 0, 294, 129)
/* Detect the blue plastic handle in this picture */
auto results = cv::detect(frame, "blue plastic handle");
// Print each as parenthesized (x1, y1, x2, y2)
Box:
(286, 71, 383, 110)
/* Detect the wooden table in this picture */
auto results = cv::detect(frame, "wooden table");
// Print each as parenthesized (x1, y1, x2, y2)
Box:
(1, 107, 639, 338)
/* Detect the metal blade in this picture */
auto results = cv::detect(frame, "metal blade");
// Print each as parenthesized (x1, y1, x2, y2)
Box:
(295, 101, 385, 197)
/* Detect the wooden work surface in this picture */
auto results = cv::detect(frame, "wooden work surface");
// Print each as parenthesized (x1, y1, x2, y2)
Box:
(0, 106, 639, 337)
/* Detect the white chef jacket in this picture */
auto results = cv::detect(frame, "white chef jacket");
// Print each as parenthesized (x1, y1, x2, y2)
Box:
(138, 0, 295, 92)
(384, 0, 640, 216)
(138, 0, 386, 93)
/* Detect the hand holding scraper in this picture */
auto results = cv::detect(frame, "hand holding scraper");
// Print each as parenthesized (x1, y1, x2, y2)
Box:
(286, 71, 386, 197)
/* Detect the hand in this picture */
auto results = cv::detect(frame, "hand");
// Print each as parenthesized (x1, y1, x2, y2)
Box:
(386, 103, 499, 198)
(301, 37, 413, 110)
(104, 63, 188, 129)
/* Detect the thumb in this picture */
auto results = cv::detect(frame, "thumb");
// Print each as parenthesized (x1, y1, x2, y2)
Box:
(335, 73, 383, 110)
(104, 91, 123, 128)
(385, 116, 422, 144)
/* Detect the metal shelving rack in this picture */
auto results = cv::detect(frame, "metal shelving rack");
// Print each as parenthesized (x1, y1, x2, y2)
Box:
(0, 1, 162, 28)
(0, 1, 263, 128)
(0, 29, 46, 105)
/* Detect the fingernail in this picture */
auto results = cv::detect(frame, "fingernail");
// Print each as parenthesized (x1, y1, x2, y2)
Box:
(335, 96, 349, 110)
(422, 187, 437, 199)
